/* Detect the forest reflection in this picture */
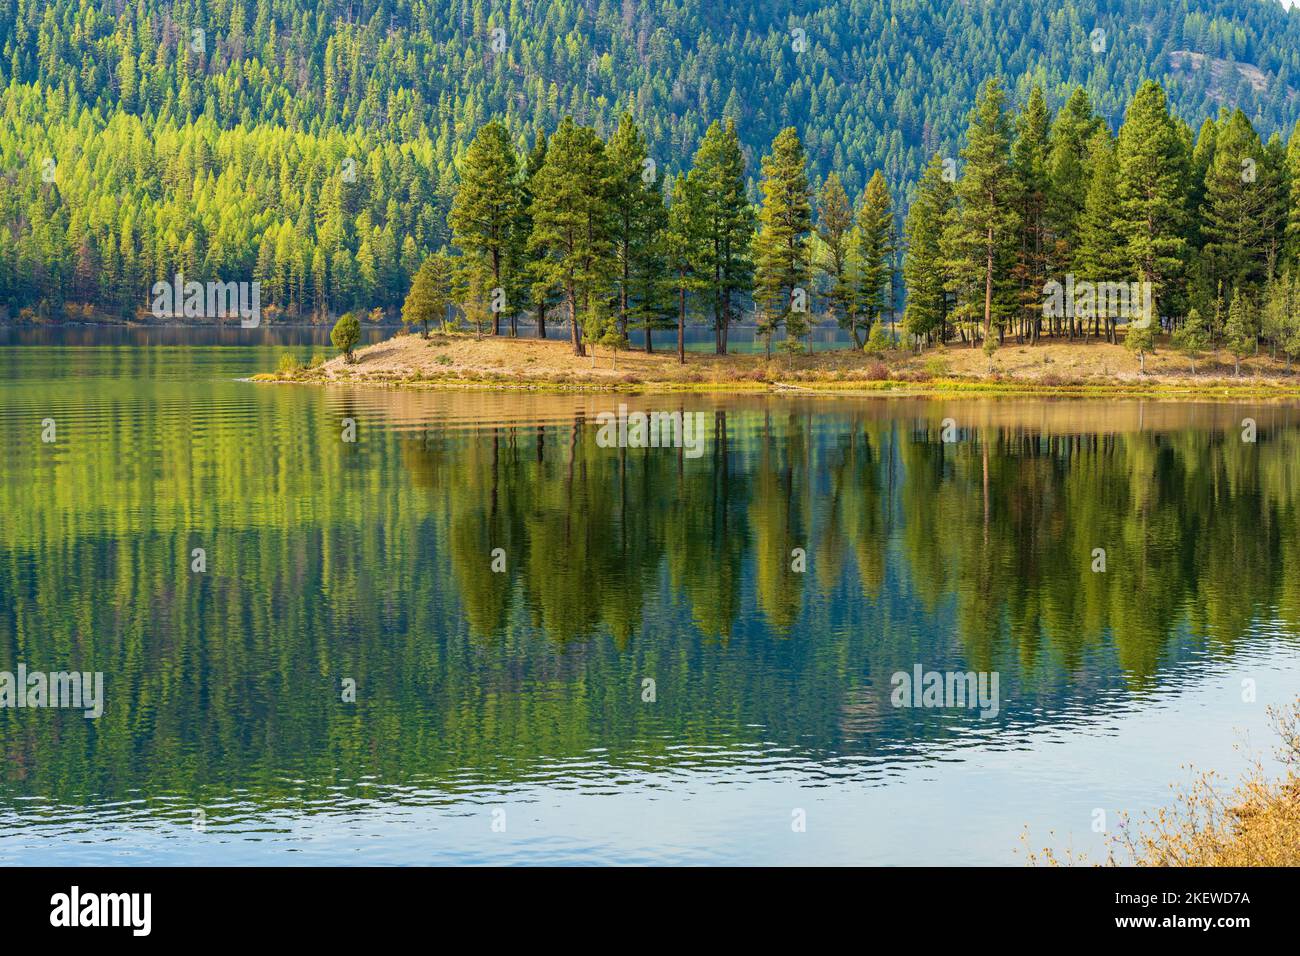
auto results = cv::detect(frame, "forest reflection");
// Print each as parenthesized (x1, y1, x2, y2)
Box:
(4, 388, 1300, 807)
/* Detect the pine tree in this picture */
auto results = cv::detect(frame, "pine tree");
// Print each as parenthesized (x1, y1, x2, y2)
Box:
(627, 177, 674, 353)
(902, 154, 954, 346)
(1046, 86, 1101, 279)
(1115, 81, 1189, 322)
(520, 132, 553, 339)
(1172, 306, 1210, 375)
(949, 77, 1019, 343)
(1075, 127, 1127, 341)
(753, 127, 813, 357)
(1011, 84, 1051, 343)
(689, 119, 753, 354)
(402, 252, 452, 337)
(856, 170, 895, 347)
(1281, 274, 1300, 371)
(1287, 120, 1300, 267)
(527, 116, 614, 357)
(1125, 313, 1155, 373)
(606, 113, 655, 339)
(1201, 109, 1271, 297)
(1224, 285, 1256, 376)
(331, 311, 361, 362)
(815, 173, 857, 344)
(449, 120, 522, 336)
(664, 173, 708, 365)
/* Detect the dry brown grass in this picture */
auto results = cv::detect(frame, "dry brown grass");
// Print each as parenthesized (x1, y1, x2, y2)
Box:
(1025, 698, 1300, 866)
(261, 328, 1300, 397)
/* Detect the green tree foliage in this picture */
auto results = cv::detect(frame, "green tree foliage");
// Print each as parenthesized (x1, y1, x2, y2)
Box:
(1046, 86, 1104, 278)
(449, 120, 523, 336)
(1074, 127, 1128, 341)
(664, 173, 709, 364)
(402, 253, 453, 337)
(689, 119, 754, 354)
(519, 132, 555, 339)
(856, 170, 896, 347)
(607, 114, 673, 352)
(1172, 306, 1210, 374)
(1115, 81, 1190, 318)
(902, 155, 954, 346)
(1200, 109, 1287, 301)
(815, 173, 857, 344)
(1125, 315, 1156, 373)
(945, 78, 1019, 343)
(331, 311, 361, 362)
(526, 117, 615, 357)
(9, 2, 1300, 327)
(753, 127, 813, 356)
(1011, 84, 1052, 343)
(1223, 285, 1257, 376)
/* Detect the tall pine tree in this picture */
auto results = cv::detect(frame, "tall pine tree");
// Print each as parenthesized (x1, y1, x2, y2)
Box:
(450, 120, 523, 336)
(753, 127, 813, 356)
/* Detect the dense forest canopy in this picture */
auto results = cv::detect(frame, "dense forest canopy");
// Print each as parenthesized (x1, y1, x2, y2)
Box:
(4, 0, 1300, 325)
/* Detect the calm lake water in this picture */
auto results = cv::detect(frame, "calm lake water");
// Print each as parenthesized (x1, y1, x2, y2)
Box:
(2, 328, 1299, 865)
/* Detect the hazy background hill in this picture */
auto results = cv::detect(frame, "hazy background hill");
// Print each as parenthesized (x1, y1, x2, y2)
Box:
(4, 0, 1300, 319)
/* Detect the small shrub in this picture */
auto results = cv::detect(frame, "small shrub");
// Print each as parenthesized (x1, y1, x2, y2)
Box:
(277, 352, 302, 375)
(891, 367, 929, 382)
(924, 356, 950, 377)
(331, 312, 362, 362)
(863, 324, 893, 355)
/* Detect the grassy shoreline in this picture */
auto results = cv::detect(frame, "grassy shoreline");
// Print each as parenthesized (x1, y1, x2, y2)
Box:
(1027, 700, 1300, 867)
(257, 330, 1300, 401)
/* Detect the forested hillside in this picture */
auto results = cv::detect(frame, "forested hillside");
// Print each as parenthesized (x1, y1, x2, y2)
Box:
(4, 0, 1300, 321)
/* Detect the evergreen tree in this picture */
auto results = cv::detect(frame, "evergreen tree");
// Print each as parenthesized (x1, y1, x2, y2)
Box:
(948, 78, 1019, 343)
(689, 119, 753, 354)
(402, 252, 453, 338)
(1011, 84, 1051, 343)
(902, 154, 954, 346)
(1115, 81, 1189, 322)
(1201, 109, 1272, 297)
(1125, 314, 1156, 373)
(1172, 306, 1210, 375)
(1075, 127, 1127, 341)
(331, 311, 361, 362)
(450, 120, 522, 336)
(527, 116, 614, 357)
(628, 179, 674, 354)
(520, 132, 554, 339)
(1286, 120, 1300, 267)
(753, 127, 813, 357)
(664, 173, 708, 365)
(1223, 285, 1256, 376)
(815, 173, 857, 344)
(1046, 86, 1101, 278)
(607, 113, 655, 339)
(856, 170, 895, 347)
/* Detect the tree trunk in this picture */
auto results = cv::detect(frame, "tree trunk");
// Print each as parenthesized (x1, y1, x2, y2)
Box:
(491, 251, 501, 335)
(677, 284, 686, 365)
(567, 283, 584, 356)
(717, 290, 728, 356)
(536, 300, 546, 339)
(982, 227, 993, 342)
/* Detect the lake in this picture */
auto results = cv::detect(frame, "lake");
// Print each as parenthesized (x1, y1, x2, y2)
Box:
(2, 328, 1298, 865)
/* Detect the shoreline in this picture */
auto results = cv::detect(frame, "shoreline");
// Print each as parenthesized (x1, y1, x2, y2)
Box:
(254, 330, 1300, 401)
